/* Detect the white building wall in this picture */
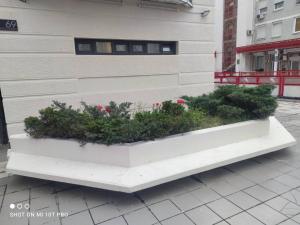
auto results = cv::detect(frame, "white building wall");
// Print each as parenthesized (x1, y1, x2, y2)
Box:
(236, 0, 255, 71)
(214, 0, 224, 72)
(0, 0, 216, 135)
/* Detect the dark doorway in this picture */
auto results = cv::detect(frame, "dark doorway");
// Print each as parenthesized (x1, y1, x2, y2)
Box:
(0, 89, 8, 145)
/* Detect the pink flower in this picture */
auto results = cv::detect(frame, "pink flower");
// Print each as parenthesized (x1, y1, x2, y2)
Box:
(96, 104, 103, 111)
(156, 103, 160, 106)
(177, 99, 185, 104)
(105, 106, 111, 113)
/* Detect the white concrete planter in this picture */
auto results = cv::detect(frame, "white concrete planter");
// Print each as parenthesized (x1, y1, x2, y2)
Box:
(6, 117, 296, 193)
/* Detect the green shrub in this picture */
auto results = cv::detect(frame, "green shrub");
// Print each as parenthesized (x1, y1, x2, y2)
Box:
(216, 105, 245, 123)
(182, 85, 277, 121)
(160, 101, 185, 116)
(24, 85, 277, 145)
(25, 101, 90, 140)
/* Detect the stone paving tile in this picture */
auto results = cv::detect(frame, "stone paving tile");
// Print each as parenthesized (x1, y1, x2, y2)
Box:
(137, 178, 202, 205)
(109, 193, 144, 215)
(226, 191, 260, 210)
(0, 200, 29, 225)
(281, 190, 300, 206)
(29, 195, 61, 225)
(206, 198, 242, 219)
(244, 185, 277, 202)
(149, 200, 180, 221)
(2, 189, 29, 206)
(123, 207, 158, 225)
(170, 186, 221, 211)
(82, 188, 110, 208)
(161, 214, 194, 225)
(30, 194, 57, 210)
(274, 175, 300, 189)
(53, 182, 75, 192)
(196, 168, 254, 192)
(266, 196, 300, 217)
(226, 212, 264, 225)
(189, 186, 221, 204)
(30, 207, 61, 225)
(199, 180, 241, 196)
(90, 203, 121, 224)
(100, 216, 128, 225)
(279, 219, 300, 225)
(185, 205, 222, 225)
(31, 185, 55, 199)
(248, 204, 287, 225)
(292, 214, 300, 223)
(227, 160, 283, 183)
(6, 176, 47, 194)
(261, 179, 291, 195)
(288, 168, 300, 180)
(62, 210, 93, 225)
(170, 192, 203, 211)
(57, 189, 87, 215)
(253, 157, 294, 173)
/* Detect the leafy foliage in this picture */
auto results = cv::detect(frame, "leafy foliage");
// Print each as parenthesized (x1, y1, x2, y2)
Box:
(24, 85, 277, 145)
(182, 85, 277, 122)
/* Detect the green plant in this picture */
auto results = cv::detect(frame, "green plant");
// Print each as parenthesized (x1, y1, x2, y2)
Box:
(24, 85, 277, 145)
(160, 101, 185, 116)
(82, 101, 132, 119)
(182, 85, 277, 120)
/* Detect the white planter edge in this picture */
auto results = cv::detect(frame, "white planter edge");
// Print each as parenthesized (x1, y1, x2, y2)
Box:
(6, 116, 296, 192)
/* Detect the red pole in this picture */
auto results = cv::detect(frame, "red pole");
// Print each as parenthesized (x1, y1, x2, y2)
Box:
(278, 72, 284, 97)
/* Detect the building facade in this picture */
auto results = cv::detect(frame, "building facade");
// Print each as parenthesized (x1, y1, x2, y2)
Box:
(236, 0, 300, 72)
(223, 0, 238, 71)
(0, 0, 216, 137)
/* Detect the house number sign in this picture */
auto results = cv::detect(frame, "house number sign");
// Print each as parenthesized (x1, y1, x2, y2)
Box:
(0, 19, 18, 31)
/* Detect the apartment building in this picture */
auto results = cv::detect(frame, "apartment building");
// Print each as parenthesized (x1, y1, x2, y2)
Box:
(0, 0, 216, 143)
(236, 0, 300, 72)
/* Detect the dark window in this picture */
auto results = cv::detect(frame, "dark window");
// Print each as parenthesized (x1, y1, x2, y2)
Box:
(96, 41, 112, 54)
(131, 43, 146, 54)
(75, 38, 177, 55)
(75, 39, 95, 55)
(161, 43, 176, 54)
(113, 42, 129, 54)
(147, 43, 160, 54)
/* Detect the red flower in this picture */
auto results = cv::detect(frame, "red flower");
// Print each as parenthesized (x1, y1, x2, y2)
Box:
(177, 99, 185, 104)
(105, 106, 111, 113)
(156, 103, 160, 106)
(96, 104, 103, 111)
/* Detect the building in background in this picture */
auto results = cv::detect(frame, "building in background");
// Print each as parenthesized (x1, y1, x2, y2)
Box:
(216, 0, 300, 97)
(236, 0, 300, 72)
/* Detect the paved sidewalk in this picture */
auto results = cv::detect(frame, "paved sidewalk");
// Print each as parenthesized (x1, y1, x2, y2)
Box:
(1, 100, 300, 225)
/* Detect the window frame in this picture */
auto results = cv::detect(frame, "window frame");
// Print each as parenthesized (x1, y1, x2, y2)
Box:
(274, 1, 284, 11)
(112, 41, 130, 55)
(95, 40, 113, 55)
(294, 17, 300, 34)
(75, 38, 177, 55)
(259, 7, 268, 15)
(75, 39, 95, 55)
(271, 21, 283, 38)
(130, 42, 147, 55)
(256, 25, 267, 40)
(160, 42, 177, 55)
